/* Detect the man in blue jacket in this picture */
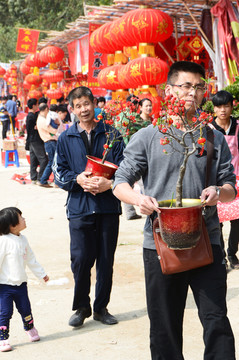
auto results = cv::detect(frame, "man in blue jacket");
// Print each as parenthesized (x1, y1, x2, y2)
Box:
(53, 86, 125, 327)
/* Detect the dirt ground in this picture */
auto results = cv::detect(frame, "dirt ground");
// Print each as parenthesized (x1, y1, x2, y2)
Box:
(0, 160, 238, 360)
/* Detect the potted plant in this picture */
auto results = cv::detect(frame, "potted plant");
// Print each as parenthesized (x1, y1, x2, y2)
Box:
(85, 97, 144, 178)
(151, 94, 213, 249)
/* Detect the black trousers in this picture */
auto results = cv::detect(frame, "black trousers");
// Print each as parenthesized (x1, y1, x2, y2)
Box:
(143, 245, 235, 360)
(29, 142, 48, 181)
(69, 213, 119, 312)
(1, 120, 8, 139)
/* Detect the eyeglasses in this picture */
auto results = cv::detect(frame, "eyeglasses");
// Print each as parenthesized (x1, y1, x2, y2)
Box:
(170, 83, 206, 94)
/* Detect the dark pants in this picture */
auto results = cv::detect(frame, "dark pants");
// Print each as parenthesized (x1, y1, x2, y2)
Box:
(0, 283, 34, 340)
(29, 141, 48, 181)
(69, 213, 119, 312)
(220, 219, 239, 258)
(1, 120, 9, 139)
(143, 245, 235, 360)
(40, 140, 57, 184)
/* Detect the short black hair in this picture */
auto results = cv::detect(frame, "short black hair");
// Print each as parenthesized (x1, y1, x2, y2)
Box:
(97, 96, 106, 104)
(57, 104, 68, 113)
(139, 98, 152, 107)
(167, 61, 205, 84)
(3, 96, 8, 101)
(50, 104, 58, 112)
(212, 90, 234, 107)
(68, 86, 94, 107)
(38, 97, 48, 105)
(27, 98, 38, 109)
(57, 96, 65, 103)
(8, 94, 13, 100)
(0, 207, 22, 235)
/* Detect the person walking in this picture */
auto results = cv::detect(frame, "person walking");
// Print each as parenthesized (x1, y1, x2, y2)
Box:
(53, 86, 125, 327)
(212, 90, 239, 269)
(0, 96, 9, 140)
(113, 61, 236, 360)
(25, 98, 48, 184)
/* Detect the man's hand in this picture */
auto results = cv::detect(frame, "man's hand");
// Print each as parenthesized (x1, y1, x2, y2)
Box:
(137, 194, 160, 215)
(76, 172, 111, 195)
(200, 186, 219, 206)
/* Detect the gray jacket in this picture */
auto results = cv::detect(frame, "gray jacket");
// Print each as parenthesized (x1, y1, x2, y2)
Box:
(114, 124, 236, 249)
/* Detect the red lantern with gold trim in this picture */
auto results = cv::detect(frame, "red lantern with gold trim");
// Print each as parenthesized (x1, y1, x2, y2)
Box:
(26, 53, 48, 68)
(28, 89, 43, 99)
(123, 57, 169, 89)
(25, 74, 42, 86)
(90, 22, 120, 54)
(46, 88, 63, 100)
(0, 66, 6, 77)
(98, 65, 123, 90)
(20, 62, 31, 75)
(42, 69, 64, 83)
(39, 46, 64, 65)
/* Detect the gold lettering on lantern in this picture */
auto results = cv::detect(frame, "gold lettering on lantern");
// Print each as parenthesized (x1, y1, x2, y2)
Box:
(106, 70, 118, 84)
(130, 64, 142, 77)
(157, 19, 168, 34)
(132, 16, 149, 32)
(146, 63, 162, 80)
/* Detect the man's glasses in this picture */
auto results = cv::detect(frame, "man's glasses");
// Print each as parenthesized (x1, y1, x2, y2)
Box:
(170, 83, 206, 95)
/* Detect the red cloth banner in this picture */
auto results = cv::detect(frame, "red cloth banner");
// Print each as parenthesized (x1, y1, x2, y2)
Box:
(88, 23, 107, 96)
(16, 28, 39, 54)
(79, 34, 89, 74)
(67, 39, 80, 75)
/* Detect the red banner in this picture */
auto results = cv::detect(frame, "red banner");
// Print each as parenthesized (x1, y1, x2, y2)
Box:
(88, 23, 107, 96)
(16, 28, 40, 54)
(79, 34, 89, 74)
(67, 39, 80, 75)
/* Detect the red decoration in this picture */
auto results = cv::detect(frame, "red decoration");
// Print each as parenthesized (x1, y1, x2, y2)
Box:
(112, 8, 174, 48)
(98, 65, 124, 90)
(42, 69, 64, 83)
(25, 74, 42, 86)
(20, 61, 31, 75)
(39, 46, 64, 64)
(28, 89, 43, 99)
(0, 66, 6, 76)
(25, 53, 47, 68)
(90, 22, 119, 54)
(16, 28, 40, 54)
(122, 57, 169, 88)
(23, 80, 32, 90)
(186, 35, 204, 55)
(46, 88, 63, 99)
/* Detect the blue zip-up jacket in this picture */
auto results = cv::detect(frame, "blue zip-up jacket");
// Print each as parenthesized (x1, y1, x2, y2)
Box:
(53, 121, 125, 219)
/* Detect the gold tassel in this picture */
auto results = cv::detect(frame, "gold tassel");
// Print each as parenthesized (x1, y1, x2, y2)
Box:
(138, 43, 155, 57)
(114, 51, 128, 64)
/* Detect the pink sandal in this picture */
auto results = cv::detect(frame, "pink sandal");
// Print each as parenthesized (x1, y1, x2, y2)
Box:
(0, 340, 12, 352)
(25, 327, 40, 342)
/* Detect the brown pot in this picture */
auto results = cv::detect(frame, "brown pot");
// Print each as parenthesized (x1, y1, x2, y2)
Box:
(157, 199, 203, 250)
(85, 155, 118, 179)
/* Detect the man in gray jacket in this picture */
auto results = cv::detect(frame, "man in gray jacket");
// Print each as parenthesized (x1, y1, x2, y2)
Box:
(113, 61, 236, 360)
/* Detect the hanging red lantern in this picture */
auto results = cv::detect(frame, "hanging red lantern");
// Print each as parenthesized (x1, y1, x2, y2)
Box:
(111, 8, 173, 50)
(28, 89, 43, 99)
(42, 69, 64, 83)
(23, 80, 32, 90)
(39, 46, 65, 65)
(122, 57, 169, 89)
(46, 88, 63, 100)
(20, 61, 31, 75)
(90, 22, 119, 54)
(25, 74, 42, 86)
(25, 53, 48, 68)
(98, 65, 124, 90)
(0, 66, 6, 77)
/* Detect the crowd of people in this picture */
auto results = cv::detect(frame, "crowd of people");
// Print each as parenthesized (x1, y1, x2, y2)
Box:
(0, 61, 239, 359)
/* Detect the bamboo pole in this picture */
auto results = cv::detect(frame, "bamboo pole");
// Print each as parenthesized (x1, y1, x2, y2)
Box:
(174, 16, 180, 61)
(182, 1, 214, 52)
(158, 42, 175, 64)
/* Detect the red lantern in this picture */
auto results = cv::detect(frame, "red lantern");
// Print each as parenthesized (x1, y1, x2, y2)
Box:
(90, 22, 121, 54)
(122, 57, 169, 88)
(25, 53, 48, 68)
(46, 88, 63, 100)
(111, 8, 173, 48)
(20, 61, 31, 75)
(10, 64, 17, 71)
(42, 69, 64, 83)
(0, 66, 6, 77)
(28, 89, 43, 99)
(39, 46, 64, 64)
(25, 74, 42, 86)
(98, 65, 124, 90)
(23, 80, 32, 90)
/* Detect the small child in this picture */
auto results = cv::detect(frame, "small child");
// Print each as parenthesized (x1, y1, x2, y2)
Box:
(0, 207, 49, 352)
(47, 104, 60, 136)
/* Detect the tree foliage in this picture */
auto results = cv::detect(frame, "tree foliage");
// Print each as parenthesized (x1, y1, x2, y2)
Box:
(0, 0, 113, 62)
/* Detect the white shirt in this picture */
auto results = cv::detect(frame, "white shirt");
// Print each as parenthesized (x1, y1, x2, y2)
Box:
(0, 233, 46, 286)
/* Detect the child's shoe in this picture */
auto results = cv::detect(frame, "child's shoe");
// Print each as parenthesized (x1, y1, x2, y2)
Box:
(25, 327, 40, 342)
(0, 340, 12, 352)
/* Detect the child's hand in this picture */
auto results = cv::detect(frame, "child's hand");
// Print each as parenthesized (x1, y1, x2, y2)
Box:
(43, 275, 49, 282)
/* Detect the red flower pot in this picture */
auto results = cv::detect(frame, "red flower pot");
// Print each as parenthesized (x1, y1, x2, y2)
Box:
(157, 199, 203, 249)
(85, 156, 118, 179)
